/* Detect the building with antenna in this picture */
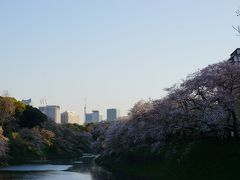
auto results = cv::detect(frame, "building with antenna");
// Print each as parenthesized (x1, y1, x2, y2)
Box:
(83, 99, 102, 123)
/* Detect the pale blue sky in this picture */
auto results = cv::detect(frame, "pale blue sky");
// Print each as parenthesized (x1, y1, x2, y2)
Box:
(0, 0, 239, 119)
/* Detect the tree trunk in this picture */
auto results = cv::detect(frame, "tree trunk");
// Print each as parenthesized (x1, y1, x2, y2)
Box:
(231, 110, 238, 138)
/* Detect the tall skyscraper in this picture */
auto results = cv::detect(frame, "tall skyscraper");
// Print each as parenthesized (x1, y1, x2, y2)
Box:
(39, 105, 61, 124)
(85, 113, 93, 123)
(61, 111, 81, 124)
(85, 110, 101, 124)
(107, 108, 120, 121)
(92, 110, 100, 122)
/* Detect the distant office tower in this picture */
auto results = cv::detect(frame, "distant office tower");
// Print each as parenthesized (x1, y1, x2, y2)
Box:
(85, 110, 101, 123)
(22, 99, 32, 106)
(61, 111, 80, 124)
(107, 108, 120, 121)
(92, 110, 100, 122)
(39, 105, 61, 124)
(85, 113, 93, 123)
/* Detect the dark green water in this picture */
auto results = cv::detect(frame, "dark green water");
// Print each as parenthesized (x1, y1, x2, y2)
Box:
(0, 155, 116, 180)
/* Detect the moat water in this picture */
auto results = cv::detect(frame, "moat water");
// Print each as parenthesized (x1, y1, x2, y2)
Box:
(0, 154, 116, 180)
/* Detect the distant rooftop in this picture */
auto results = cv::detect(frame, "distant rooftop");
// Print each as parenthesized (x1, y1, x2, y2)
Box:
(39, 105, 60, 108)
(230, 48, 240, 56)
(229, 48, 240, 63)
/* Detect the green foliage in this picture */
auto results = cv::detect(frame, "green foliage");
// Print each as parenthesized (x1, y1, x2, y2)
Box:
(0, 96, 92, 163)
(0, 97, 16, 124)
(8, 132, 28, 161)
(0, 127, 8, 164)
(14, 100, 25, 118)
(0, 97, 26, 134)
(2, 117, 20, 137)
(9, 128, 57, 161)
(65, 123, 88, 132)
(6, 120, 92, 161)
(42, 121, 92, 158)
(39, 129, 55, 147)
(8, 128, 48, 161)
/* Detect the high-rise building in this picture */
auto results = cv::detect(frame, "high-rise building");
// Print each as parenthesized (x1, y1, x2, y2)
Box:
(61, 111, 80, 124)
(85, 113, 93, 123)
(107, 108, 120, 121)
(85, 110, 101, 123)
(39, 105, 61, 124)
(92, 110, 100, 122)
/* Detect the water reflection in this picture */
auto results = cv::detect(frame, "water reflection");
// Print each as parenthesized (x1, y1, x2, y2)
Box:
(0, 171, 91, 180)
(0, 156, 117, 180)
(0, 164, 72, 171)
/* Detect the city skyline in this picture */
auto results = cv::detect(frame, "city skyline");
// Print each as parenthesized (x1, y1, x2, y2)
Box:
(1, 0, 240, 120)
(22, 98, 121, 122)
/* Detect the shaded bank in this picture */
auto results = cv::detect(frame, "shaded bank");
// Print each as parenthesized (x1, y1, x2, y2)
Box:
(96, 139, 240, 180)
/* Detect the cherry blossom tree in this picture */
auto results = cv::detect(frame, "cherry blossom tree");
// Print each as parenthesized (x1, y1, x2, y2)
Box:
(166, 61, 240, 137)
(93, 60, 240, 162)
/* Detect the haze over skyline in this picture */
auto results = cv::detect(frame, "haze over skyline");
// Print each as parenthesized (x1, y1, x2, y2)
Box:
(0, 0, 239, 119)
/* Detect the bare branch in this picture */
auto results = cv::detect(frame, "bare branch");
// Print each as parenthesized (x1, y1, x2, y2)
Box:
(236, 10, 240, 16)
(232, 25, 240, 36)
(233, 9, 240, 35)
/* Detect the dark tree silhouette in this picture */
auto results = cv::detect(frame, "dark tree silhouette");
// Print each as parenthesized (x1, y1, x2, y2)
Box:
(19, 106, 47, 128)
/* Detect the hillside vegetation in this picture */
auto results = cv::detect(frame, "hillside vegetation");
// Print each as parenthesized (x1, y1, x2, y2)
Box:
(0, 97, 92, 164)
